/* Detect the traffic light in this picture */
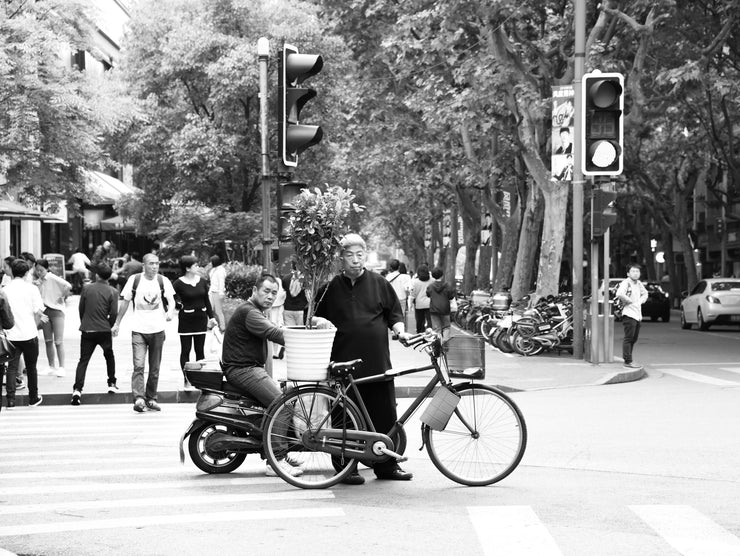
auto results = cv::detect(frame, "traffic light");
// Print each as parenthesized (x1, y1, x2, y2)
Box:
(581, 71, 624, 176)
(277, 181, 306, 241)
(279, 44, 323, 168)
(592, 188, 618, 237)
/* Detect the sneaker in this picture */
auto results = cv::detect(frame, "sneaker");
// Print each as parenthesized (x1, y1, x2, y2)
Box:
(133, 398, 146, 413)
(55, 367, 66, 377)
(71, 390, 82, 406)
(29, 395, 43, 407)
(41, 367, 56, 376)
(15, 378, 25, 391)
(623, 362, 643, 369)
(145, 400, 161, 412)
(285, 454, 303, 467)
(107, 384, 119, 394)
(6, 400, 15, 410)
(183, 380, 197, 392)
(265, 459, 303, 477)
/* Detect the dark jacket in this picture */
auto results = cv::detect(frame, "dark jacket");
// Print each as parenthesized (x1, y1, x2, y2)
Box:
(221, 299, 284, 370)
(0, 290, 14, 330)
(427, 280, 455, 314)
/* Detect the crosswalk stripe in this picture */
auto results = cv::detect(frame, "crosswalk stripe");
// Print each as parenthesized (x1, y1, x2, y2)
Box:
(468, 506, 563, 556)
(719, 367, 740, 375)
(0, 466, 187, 480)
(630, 505, 740, 556)
(0, 477, 275, 496)
(0, 437, 166, 448)
(655, 368, 740, 387)
(4, 454, 172, 467)
(3, 430, 185, 440)
(0, 447, 156, 459)
(0, 491, 334, 515)
(0, 507, 345, 537)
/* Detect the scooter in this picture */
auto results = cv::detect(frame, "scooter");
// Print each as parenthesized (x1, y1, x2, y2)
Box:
(179, 360, 265, 474)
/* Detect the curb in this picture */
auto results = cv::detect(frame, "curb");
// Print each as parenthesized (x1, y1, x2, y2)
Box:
(6, 368, 648, 407)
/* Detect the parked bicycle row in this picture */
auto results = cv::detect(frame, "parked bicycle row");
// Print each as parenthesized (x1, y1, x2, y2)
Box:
(452, 291, 581, 357)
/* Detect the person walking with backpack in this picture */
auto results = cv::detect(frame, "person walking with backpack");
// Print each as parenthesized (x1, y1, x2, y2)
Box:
(112, 253, 176, 412)
(426, 267, 456, 342)
(615, 263, 648, 370)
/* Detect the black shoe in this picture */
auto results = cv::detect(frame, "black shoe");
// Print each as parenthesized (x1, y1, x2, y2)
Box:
(71, 390, 82, 406)
(6, 399, 15, 410)
(375, 468, 413, 481)
(341, 472, 365, 485)
(29, 395, 43, 407)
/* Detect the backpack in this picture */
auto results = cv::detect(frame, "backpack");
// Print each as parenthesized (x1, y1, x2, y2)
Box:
(131, 273, 168, 312)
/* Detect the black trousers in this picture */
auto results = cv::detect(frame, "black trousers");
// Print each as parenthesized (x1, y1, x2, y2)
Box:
(74, 331, 116, 392)
(622, 316, 641, 364)
(338, 379, 400, 475)
(6, 338, 39, 402)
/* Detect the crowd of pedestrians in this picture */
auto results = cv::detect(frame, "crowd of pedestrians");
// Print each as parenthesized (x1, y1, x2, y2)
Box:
(0, 244, 455, 417)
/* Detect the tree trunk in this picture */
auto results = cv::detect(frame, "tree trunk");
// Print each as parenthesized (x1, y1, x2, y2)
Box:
(477, 245, 492, 289)
(511, 185, 544, 300)
(494, 216, 520, 290)
(534, 182, 569, 298)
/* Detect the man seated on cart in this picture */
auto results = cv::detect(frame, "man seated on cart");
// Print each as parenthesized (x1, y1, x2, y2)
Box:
(220, 272, 332, 478)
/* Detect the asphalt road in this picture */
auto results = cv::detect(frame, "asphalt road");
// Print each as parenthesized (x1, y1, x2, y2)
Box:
(1, 313, 739, 555)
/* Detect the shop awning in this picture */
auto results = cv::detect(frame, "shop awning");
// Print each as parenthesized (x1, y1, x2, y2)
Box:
(100, 215, 135, 231)
(85, 171, 140, 204)
(0, 199, 53, 221)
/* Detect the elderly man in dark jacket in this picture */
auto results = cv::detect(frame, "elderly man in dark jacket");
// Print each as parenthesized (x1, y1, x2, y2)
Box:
(315, 233, 413, 485)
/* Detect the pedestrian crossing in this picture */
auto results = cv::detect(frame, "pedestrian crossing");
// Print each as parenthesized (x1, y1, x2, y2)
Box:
(1, 406, 739, 555)
(653, 365, 740, 387)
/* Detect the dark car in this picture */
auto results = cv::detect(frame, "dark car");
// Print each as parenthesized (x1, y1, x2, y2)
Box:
(641, 281, 671, 322)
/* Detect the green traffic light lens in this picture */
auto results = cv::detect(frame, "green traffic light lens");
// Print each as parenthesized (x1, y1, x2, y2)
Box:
(588, 140, 618, 168)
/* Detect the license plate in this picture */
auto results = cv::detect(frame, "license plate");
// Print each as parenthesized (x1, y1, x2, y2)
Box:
(537, 324, 552, 332)
(731, 315, 740, 322)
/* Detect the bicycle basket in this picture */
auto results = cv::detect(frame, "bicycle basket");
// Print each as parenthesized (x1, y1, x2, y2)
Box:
(443, 335, 486, 379)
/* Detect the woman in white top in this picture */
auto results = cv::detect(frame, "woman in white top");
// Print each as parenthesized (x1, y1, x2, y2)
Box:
(409, 264, 432, 333)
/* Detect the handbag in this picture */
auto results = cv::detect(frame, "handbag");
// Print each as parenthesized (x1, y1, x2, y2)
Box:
(0, 331, 17, 364)
(450, 297, 458, 313)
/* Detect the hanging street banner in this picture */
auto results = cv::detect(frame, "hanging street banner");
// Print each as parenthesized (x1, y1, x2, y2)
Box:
(551, 85, 575, 182)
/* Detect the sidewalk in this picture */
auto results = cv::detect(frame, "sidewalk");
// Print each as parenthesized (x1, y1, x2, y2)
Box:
(3, 296, 645, 407)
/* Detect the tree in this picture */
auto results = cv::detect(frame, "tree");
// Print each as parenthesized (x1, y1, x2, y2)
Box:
(0, 0, 135, 211)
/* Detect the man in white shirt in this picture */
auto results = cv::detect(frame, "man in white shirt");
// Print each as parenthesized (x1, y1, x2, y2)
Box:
(68, 248, 90, 293)
(113, 253, 176, 412)
(615, 263, 648, 370)
(386, 259, 412, 325)
(4, 259, 49, 408)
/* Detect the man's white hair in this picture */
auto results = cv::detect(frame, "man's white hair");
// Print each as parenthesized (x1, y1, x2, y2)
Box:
(340, 233, 366, 252)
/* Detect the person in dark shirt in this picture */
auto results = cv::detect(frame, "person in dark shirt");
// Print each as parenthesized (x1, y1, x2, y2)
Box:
(314, 233, 413, 485)
(71, 263, 119, 405)
(221, 273, 332, 477)
(173, 255, 216, 390)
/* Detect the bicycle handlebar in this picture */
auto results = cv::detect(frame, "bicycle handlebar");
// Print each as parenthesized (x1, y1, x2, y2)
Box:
(398, 330, 438, 348)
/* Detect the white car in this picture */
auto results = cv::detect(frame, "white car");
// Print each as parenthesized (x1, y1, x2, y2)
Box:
(680, 278, 740, 330)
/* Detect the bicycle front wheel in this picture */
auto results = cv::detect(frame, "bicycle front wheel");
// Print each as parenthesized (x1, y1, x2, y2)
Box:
(263, 385, 366, 489)
(423, 383, 527, 486)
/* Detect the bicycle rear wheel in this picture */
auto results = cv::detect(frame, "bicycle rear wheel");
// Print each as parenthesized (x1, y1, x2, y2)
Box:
(263, 386, 366, 489)
(423, 383, 527, 486)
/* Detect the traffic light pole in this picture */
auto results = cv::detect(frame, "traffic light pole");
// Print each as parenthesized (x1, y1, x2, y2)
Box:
(258, 37, 273, 270)
(572, 0, 586, 359)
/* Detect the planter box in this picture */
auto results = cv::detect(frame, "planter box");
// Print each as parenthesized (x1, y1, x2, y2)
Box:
(283, 327, 337, 381)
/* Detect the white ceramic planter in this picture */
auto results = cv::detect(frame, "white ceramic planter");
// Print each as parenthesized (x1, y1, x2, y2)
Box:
(283, 326, 337, 381)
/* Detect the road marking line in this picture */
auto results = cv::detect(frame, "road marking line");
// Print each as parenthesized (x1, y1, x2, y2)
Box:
(2, 455, 172, 467)
(0, 491, 334, 515)
(0, 466, 189, 480)
(468, 506, 563, 556)
(630, 505, 740, 556)
(1, 431, 183, 441)
(719, 367, 740, 375)
(0, 447, 161, 459)
(652, 362, 740, 366)
(655, 368, 740, 387)
(0, 477, 275, 496)
(0, 508, 345, 537)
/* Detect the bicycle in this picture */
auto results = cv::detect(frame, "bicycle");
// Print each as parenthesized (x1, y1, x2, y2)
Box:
(262, 332, 527, 489)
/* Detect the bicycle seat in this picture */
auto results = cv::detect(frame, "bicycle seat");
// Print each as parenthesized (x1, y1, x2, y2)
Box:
(328, 359, 363, 378)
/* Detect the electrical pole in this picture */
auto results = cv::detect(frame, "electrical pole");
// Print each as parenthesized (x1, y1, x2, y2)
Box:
(572, 0, 586, 358)
(258, 37, 273, 271)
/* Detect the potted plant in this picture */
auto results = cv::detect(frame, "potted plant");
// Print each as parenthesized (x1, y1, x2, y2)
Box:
(283, 185, 364, 380)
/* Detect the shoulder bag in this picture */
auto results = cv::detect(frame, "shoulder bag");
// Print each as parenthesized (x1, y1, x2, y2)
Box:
(0, 331, 17, 364)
